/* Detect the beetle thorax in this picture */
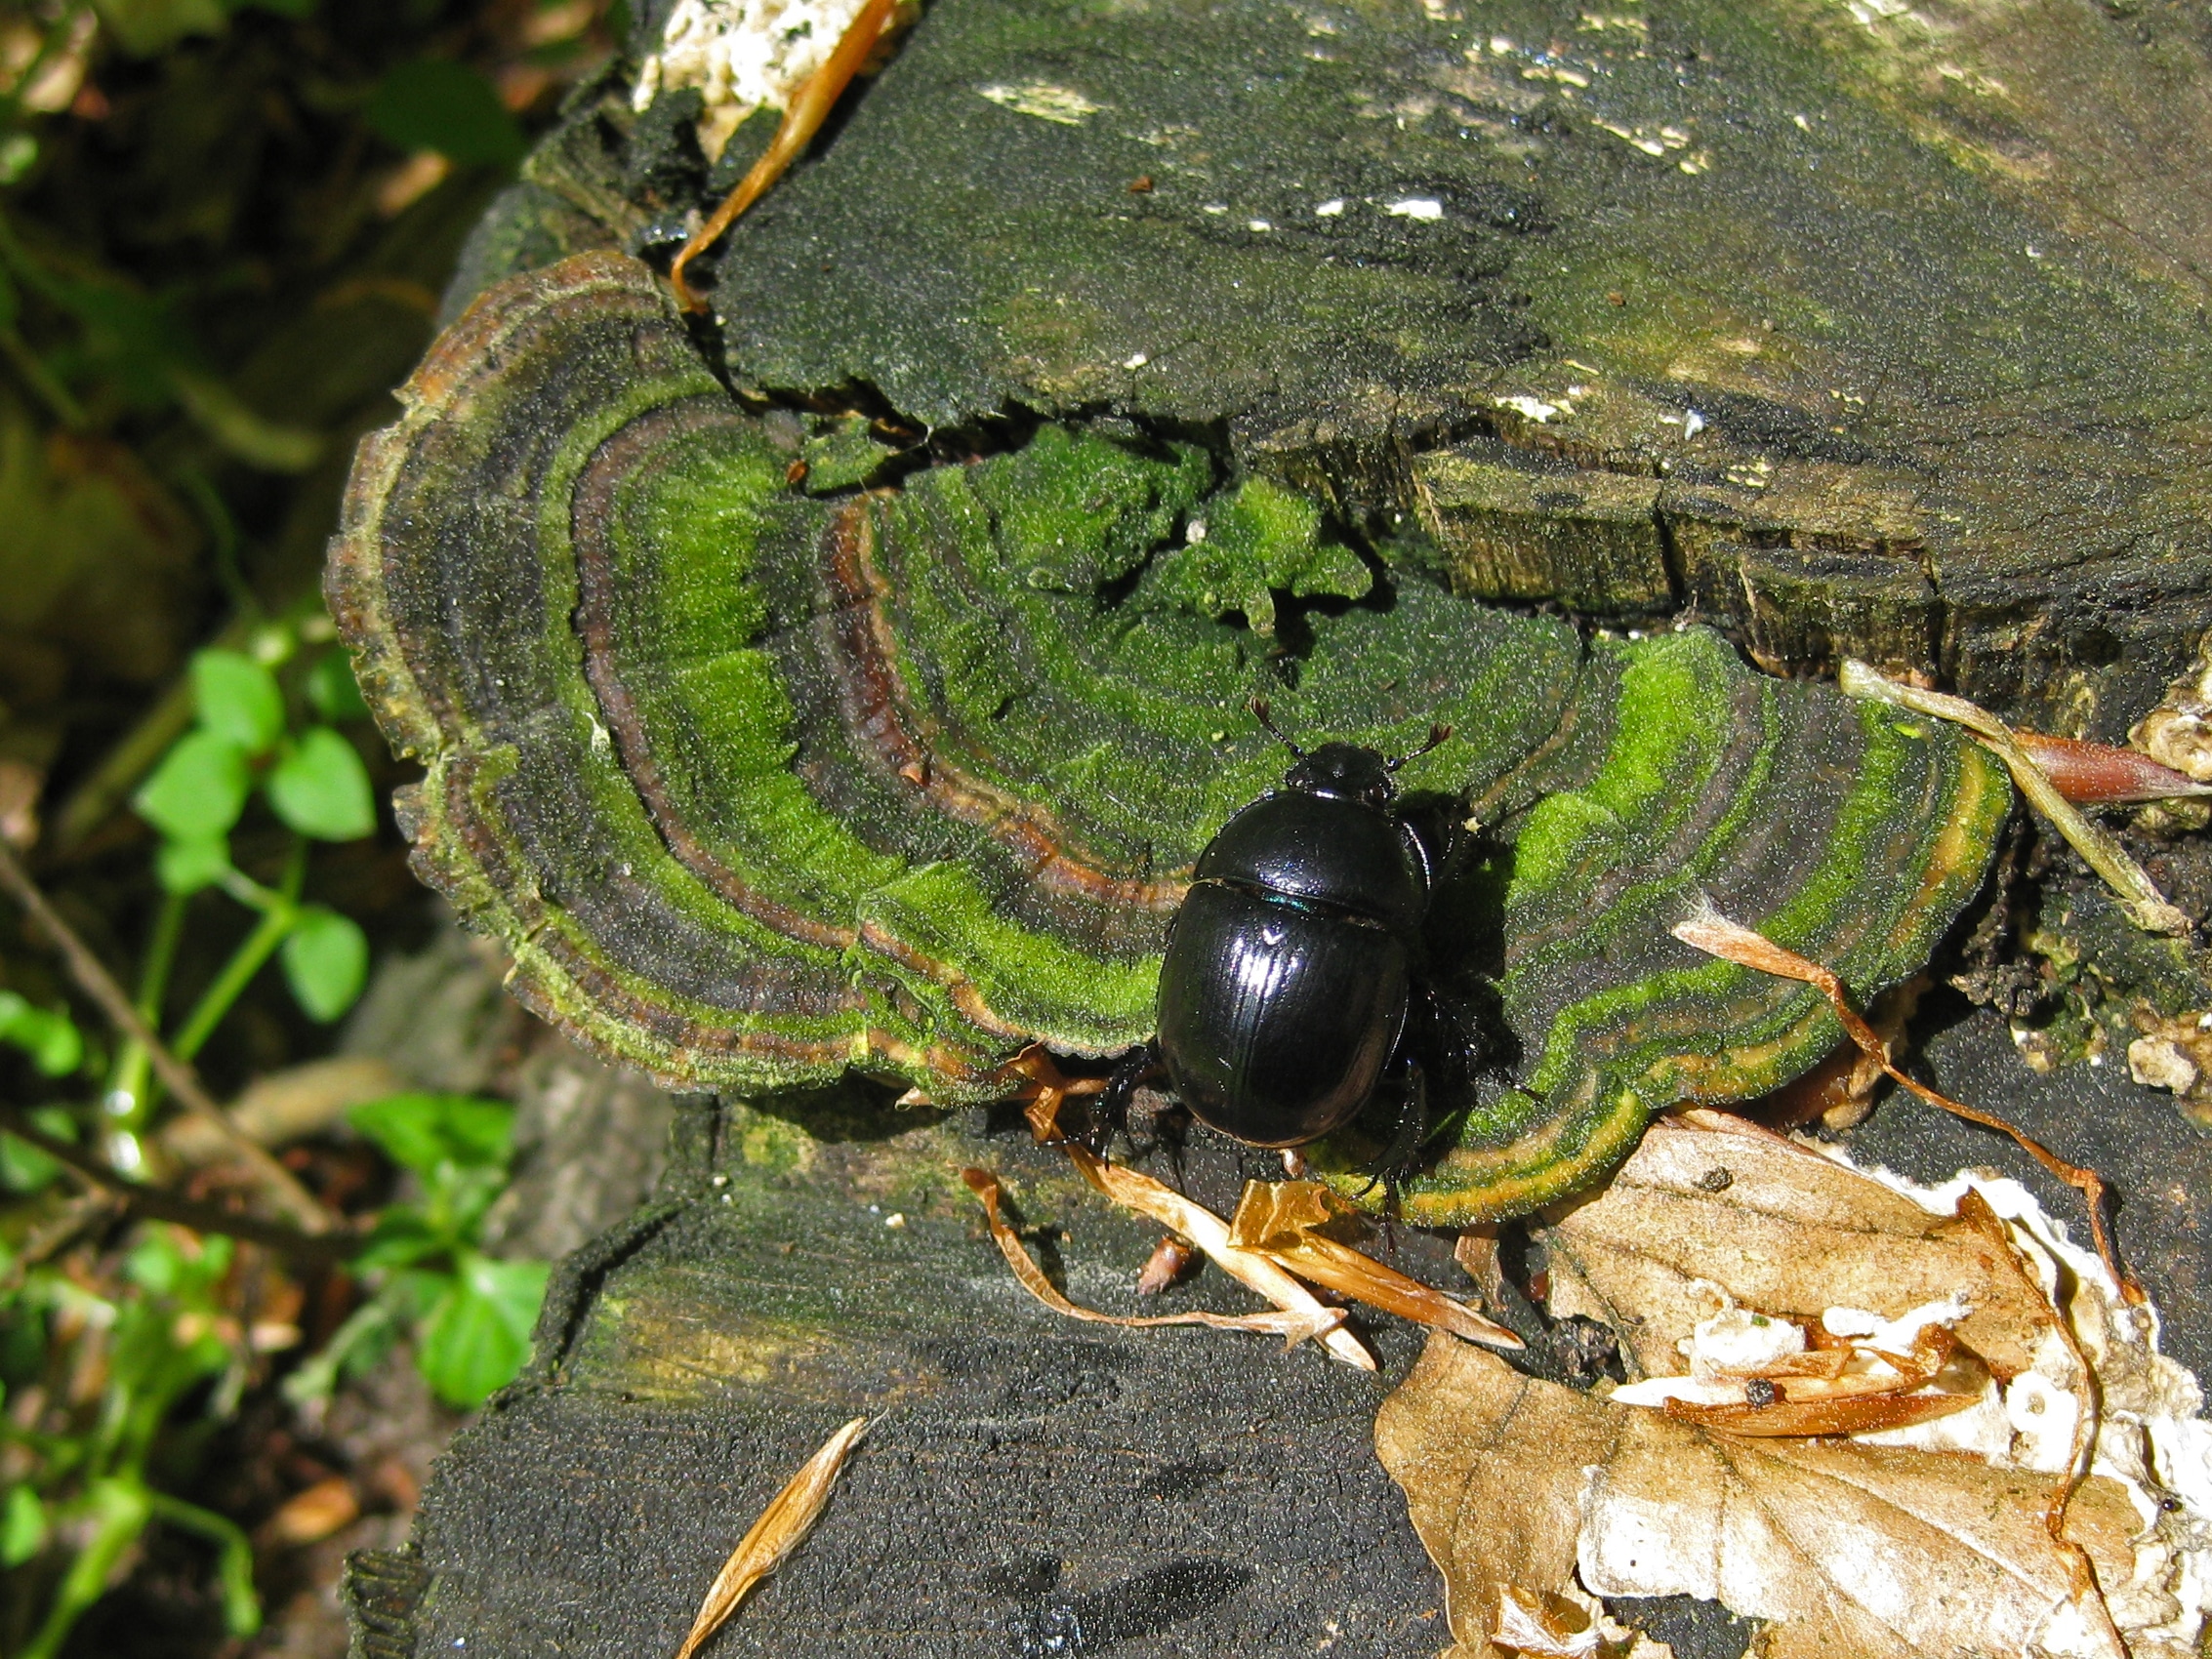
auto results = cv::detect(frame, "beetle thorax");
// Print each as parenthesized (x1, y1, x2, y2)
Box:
(1285, 743, 1394, 808)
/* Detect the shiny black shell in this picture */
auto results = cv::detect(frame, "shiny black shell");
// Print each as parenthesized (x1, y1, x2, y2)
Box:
(1156, 775, 1429, 1147)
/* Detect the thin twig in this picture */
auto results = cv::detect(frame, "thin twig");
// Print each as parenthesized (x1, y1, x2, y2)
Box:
(1674, 904, 2145, 1305)
(0, 1108, 352, 1263)
(1839, 661, 2190, 936)
(668, 0, 900, 310)
(0, 840, 334, 1232)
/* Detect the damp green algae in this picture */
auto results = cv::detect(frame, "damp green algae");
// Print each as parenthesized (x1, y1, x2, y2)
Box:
(335, 252, 2010, 1222)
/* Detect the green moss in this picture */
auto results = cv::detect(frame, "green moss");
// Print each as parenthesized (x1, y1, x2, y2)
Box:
(1138, 475, 1369, 636)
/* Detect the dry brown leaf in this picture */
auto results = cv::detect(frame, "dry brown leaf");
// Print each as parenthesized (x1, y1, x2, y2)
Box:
(1398, 1111, 2212, 1656)
(1672, 903, 2142, 1301)
(961, 1167, 1348, 1348)
(1539, 1113, 2056, 1382)
(263, 1476, 359, 1546)
(1378, 1335, 2156, 1659)
(1228, 1180, 1522, 1351)
(674, 1415, 869, 1659)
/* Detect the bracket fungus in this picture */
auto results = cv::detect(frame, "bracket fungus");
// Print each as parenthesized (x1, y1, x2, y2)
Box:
(328, 250, 2007, 1224)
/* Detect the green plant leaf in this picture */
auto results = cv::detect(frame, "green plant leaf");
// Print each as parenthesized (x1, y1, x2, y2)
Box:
(348, 1093, 514, 1179)
(365, 60, 525, 167)
(351, 1208, 454, 1271)
(265, 726, 375, 840)
(91, 0, 229, 56)
(189, 649, 286, 752)
(1, 1484, 47, 1567)
(0, 1108, 80, 1194)
(135, 730, 251, 840)
(0, 993, 84, 1077)
(306, 647, 370, 721)
(0, 134, 35, 190)
(414, 1254, 549, 1407)
(154, 832, 231, 895)
(280, 908, 367, 1022)
(281, 1296, 397, 1406)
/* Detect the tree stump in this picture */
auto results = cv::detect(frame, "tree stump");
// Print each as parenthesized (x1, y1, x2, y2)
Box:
(340, 0, 2212, 1651)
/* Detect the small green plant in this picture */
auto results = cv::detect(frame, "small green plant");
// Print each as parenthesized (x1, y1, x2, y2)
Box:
(0, 1226, 264, 1659)
(287, 1093, 549, 1410)
(94, 627, 378, 1173)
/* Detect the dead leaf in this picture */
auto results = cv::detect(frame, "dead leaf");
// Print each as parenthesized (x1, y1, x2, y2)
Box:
(1672, 902, 2141, 1301)
(264, 1476, 359, 1546)
(1539, 1113, 2054, 1382)
(2008, 732, 2212, 804)
(961, 1167, 1348, 1349)
(1399, 1111, 2212, 1656)
(674, 1416, 870, 1659)
(1228, 1180, 1522, 1350)
(1454, 1228, 1506, 1311)
(1378, 1334, 2153, 1659)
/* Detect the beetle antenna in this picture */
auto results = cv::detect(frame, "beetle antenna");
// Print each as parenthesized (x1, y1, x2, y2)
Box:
(1249, 700, 1305, 759)
(1384, 723, 1452, 772)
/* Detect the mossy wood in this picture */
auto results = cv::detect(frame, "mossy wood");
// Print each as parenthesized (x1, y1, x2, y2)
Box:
(330, 252, 2005, 1224)
(459, 0, 2212, 740)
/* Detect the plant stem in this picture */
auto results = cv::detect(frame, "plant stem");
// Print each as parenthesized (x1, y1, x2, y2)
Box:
(20, 1477, 149, 1659)
(0, 1107, 350, 1263)
(104, 890, 186, 1132)
(0, 322, 87, 427)
(172, 841, 306, 1064)
(0, 838, 332, 1231)
(171, 464, 257, 615)
(144, 1493, 263, 1637)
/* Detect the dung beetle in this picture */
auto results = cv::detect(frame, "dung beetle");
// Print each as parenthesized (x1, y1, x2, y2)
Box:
(1101, 705, 1459, 1168)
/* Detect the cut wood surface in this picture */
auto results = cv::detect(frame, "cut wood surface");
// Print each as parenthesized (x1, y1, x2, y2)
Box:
(460, 0, 2212, 736)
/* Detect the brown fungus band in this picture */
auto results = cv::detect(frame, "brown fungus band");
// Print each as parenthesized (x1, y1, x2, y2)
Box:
(327, 252, 2007, 1225)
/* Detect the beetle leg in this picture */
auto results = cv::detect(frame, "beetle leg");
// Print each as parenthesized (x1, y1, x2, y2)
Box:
(1355, 1057, 1428, 1242)
(1081, 1040, 1163, 1159)
(1163, 1102, 1193, 1191)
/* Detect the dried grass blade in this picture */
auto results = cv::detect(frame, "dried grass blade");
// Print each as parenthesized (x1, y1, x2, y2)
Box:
(1671, 904, 2145, 1305)
(1228, 1182, 1523, 1351)
(1662, 1390, 1982, 1437)
(669, 0, 904, 308)
(673, 1416, 870, 1659)
(1840, 661, 2190, 934)
(960, 1168, 1348, 1348)
(1059, 1150, 1377, 1370)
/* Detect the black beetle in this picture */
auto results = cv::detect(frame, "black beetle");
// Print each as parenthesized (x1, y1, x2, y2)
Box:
(1099, 705, 1459, 1169)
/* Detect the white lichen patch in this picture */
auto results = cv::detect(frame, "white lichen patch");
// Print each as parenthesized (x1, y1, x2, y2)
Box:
(1843, 1158, 2212, 1656)
(1591, 117, 1694, 159)
(1495, 394, 1560, 423)
(635, 0, 908, 160)
(2131, 631, 2212, 783)
(977, 80, 1101, 125)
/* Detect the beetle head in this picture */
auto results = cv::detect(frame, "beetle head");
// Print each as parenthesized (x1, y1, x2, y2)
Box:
(1285, 743, 1395, 809)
